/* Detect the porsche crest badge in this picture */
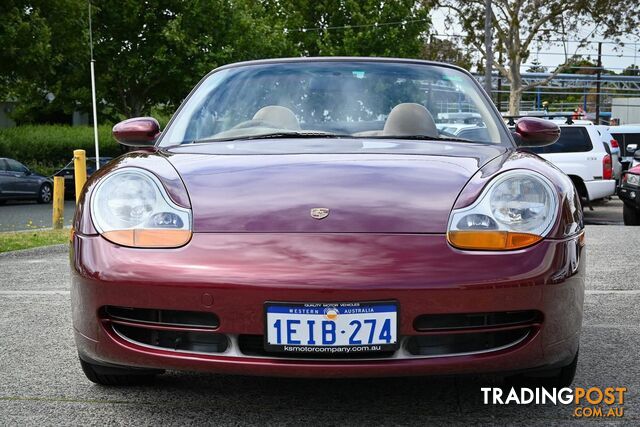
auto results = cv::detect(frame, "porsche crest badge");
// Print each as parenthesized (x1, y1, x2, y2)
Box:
(310, 207, 330, 220)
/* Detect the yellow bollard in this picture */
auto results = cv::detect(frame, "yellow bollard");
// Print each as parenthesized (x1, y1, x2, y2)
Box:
(73, 149, 87, 203)
(52, 176, 65, 229)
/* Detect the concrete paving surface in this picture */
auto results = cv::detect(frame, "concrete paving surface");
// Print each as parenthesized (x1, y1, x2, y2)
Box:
(0, 226, 638, 425)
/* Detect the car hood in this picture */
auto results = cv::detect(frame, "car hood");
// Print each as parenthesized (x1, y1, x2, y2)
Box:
(164, 139, 507, 233)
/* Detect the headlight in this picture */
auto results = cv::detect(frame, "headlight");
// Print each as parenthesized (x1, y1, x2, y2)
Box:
(91, 168, 192, 248)
(625, 173, 640, 187)
(448, 170, 557, 250)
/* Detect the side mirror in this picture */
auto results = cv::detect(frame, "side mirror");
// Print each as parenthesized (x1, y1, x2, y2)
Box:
(512, 117, 560, 147)
(112, 117, 160, 147)
(627, 144, 638, 155)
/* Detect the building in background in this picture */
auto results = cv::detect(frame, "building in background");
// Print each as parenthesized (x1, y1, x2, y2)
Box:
(611, 98, 640, 124)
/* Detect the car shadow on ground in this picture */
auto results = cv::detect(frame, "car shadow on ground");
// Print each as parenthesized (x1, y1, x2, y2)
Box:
(583, 197, 624, 225)
(92, 372, 575, 423)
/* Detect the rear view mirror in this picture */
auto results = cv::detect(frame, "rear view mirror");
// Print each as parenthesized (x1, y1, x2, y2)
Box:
(513, 117, 560, 147)
(112, 117, 160, 147)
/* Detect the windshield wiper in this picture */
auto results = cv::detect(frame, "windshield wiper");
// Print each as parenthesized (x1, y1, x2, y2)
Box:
(189, 132, 350, 144)
(368, 135, 474, 143)
(187, 132, 476, 145)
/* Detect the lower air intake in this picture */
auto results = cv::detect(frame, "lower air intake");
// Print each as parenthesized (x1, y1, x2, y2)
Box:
(112, 323, 228, 354)
(102, 305, 226, 354)
(405, 328, 531, 356)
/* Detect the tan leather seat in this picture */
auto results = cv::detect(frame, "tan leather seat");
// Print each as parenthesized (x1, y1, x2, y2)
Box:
(253, 106, 301, 130)
(383, 103, 438, 137)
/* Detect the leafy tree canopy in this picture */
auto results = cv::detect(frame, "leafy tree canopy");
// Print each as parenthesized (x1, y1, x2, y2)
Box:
(622, 64, 639, 76)
(421, 36, 472, 69)
(2, 0, 433, 122)
(264, 0, 430, 58)
(0, 0, 88, 122)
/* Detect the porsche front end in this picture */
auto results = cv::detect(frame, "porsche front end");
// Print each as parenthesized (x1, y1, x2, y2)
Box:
(70, 58, 585, 386)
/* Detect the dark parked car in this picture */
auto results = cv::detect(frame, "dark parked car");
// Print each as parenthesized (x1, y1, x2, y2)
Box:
(0, 157, 52, 204)
(618, 164, 640, 225)
(71, 58, 584, 388)
(54, 157, 113, 197)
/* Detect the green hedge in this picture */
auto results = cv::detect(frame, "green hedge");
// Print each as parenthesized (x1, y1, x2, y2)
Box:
(0, 125, 122, 176)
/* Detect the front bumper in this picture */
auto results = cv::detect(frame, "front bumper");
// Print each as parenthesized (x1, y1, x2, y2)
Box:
(585, 179, 616, 200)
(71, 232, 585, 378)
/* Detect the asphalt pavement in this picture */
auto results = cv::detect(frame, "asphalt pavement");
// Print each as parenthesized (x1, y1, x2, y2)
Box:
(0, 200, 76, 231)
(0, 225, 638, 425)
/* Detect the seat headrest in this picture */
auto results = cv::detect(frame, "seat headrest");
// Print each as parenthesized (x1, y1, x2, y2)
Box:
(253, 106, 301, 130)
(383, 103, 438, 137)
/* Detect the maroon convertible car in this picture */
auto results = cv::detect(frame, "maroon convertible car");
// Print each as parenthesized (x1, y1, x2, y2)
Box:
(71, 58, 585, 386)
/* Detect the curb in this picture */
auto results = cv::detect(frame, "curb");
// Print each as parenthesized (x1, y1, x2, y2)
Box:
(0, 244, 68, 259)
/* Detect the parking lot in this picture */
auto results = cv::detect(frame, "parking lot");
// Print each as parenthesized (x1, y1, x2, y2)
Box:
(0, 200, 76, 232)
(0, 202, 638, 425)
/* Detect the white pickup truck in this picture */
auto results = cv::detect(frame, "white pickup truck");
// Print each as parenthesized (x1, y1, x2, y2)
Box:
(527, 124, 616, 204)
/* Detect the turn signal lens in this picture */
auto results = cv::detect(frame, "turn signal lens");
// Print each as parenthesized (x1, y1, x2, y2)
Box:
(448, 231, 542, 250)
(578, 230, 586, 247)
(102, 229, 191, 247)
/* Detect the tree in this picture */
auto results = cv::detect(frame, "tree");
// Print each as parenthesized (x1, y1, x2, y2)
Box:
(3, 0, 435, 121)
(422, 36, 473, 69)
(525, 58, 546, 73)
(622, 64, 639, 76)
(555, 56, 601, 75)
(0, 0, 89, 123)
(264, 0, 431, 58)
(432, 0, 640, 114)
(0, 1, 51, 93)
(91, 0, 292, 118)
(0, 0, 293, 121)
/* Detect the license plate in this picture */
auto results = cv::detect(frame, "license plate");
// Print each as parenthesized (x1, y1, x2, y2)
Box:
(265, 301, 398, 353)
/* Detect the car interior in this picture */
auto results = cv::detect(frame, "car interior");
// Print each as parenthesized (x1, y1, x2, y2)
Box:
(211, 103, 454, 140)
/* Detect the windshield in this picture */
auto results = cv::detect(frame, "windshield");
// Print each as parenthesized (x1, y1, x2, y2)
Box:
(160, 60, 509, 147)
